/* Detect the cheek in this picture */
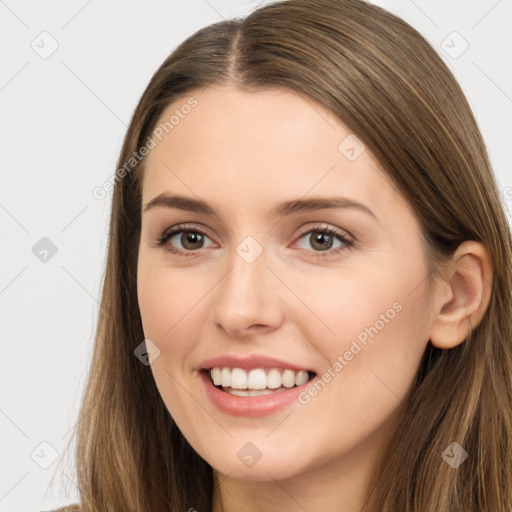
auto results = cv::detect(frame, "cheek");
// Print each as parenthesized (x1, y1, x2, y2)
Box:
(292, 289, 429, 460)
(137, 264, 207, 427)
(299, 263, 430, 398)
(137, 262, 211, 401)
(137, 262, 208, 341)
(297, 267, 403, 346)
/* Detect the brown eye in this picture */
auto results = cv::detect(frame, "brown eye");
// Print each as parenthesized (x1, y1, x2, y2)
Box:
(177, 231, 205, 250)
(296, 226, 353, 257)
(156, 225, 215, 254)
(309, 232, 335, 251)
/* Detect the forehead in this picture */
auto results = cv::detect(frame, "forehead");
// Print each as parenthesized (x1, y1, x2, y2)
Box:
(140, 84, 403, 221)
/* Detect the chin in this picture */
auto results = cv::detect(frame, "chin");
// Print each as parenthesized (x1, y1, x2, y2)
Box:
(203, 444, 310, 482)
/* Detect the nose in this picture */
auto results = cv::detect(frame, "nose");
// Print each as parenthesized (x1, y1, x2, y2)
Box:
(210, 243, 284, 338)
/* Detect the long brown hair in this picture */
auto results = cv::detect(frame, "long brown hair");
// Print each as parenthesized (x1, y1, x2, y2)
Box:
(54, 0, 512, 510)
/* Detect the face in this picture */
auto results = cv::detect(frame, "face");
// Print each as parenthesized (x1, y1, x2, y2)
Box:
(137, 84, 434, 483)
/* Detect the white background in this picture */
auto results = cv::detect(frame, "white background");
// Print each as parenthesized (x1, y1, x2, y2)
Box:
(0, 1, 511, 510)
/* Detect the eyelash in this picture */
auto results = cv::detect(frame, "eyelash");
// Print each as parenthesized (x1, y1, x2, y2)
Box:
(155, 223, 354, 258)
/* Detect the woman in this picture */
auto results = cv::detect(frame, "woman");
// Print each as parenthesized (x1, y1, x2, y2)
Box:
(48, 0, 512, 510)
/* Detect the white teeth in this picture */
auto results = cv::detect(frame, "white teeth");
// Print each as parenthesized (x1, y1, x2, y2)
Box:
(227, 388, 275, 396)
(247, 369, 267, 390)
(211, 367, 222, 386)
(230, 368, 248, 389)
(295, 370, 309, 386)
(209, 366, 312, 391)
(267, 368, 282, 389)
(281, 369, 296, 388)
(221, 367, 231, 387)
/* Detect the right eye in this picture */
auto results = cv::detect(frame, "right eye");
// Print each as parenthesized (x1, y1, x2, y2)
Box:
(156, 225, 215, 255)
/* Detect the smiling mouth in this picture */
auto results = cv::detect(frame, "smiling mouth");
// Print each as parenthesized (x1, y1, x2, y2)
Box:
(203, 367, 316, 396)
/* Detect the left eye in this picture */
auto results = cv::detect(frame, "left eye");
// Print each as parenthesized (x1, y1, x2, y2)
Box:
(296, 228, 352, 253)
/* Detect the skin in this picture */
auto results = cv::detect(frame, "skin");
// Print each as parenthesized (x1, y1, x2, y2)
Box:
(136, 84, 493, 512)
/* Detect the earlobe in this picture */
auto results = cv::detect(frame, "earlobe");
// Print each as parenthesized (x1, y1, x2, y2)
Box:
(429, 241, 493, 350)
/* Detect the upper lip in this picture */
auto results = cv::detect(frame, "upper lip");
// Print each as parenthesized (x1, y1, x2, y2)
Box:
(199, 354, 314, 373)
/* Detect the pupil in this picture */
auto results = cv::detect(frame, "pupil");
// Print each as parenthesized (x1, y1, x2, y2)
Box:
(311, 232, 332, 251)
(182, 232, 203, 250)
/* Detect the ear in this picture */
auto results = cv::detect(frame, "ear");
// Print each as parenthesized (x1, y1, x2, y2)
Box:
(429, 241, 493, 349)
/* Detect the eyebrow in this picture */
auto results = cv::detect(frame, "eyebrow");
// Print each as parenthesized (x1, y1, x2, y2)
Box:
(142, 193, 379, 223)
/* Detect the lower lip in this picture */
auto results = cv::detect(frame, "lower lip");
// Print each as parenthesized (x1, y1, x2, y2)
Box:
(198, 370, 313, 417)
